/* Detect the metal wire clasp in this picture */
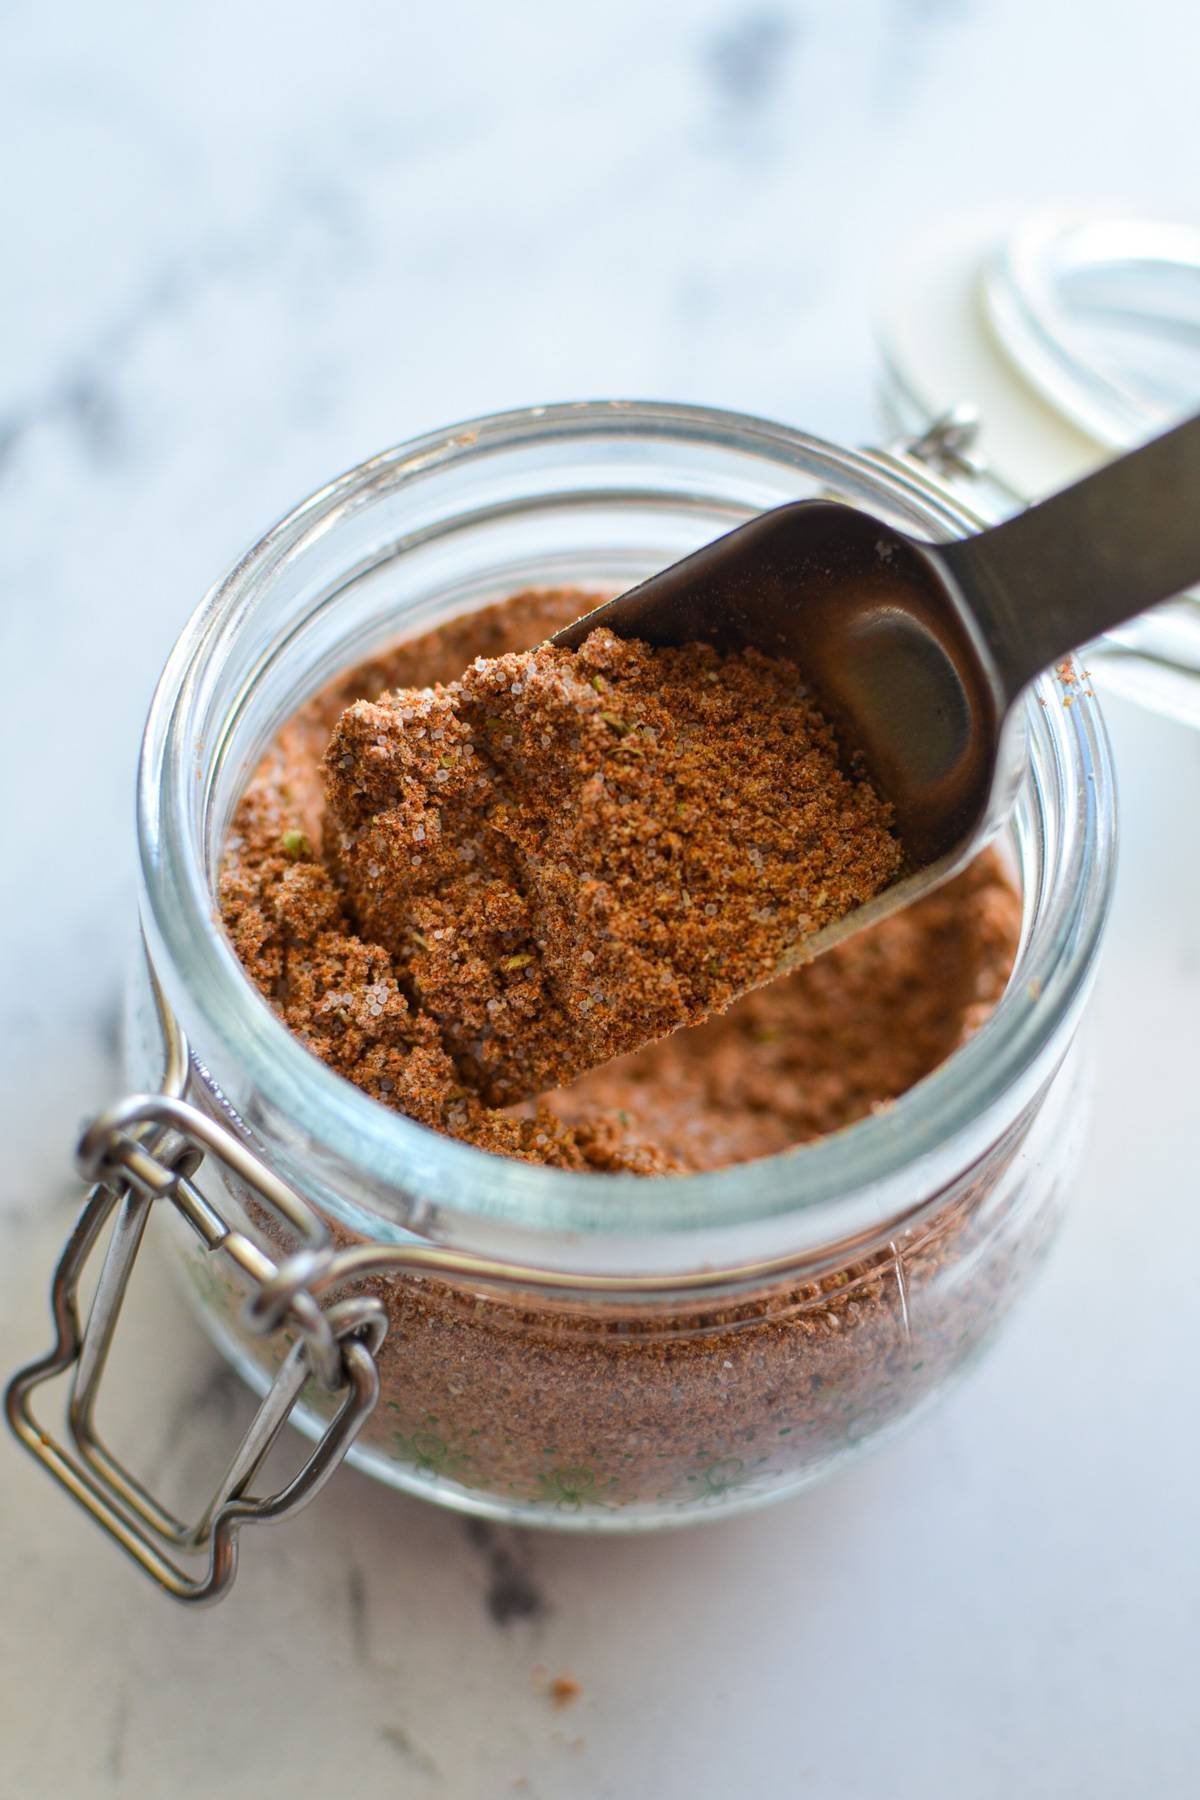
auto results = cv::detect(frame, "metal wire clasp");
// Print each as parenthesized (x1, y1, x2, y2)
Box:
(4, 980, 387, 1605)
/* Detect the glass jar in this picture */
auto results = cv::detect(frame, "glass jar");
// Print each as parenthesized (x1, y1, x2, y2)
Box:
(10, 401, 1116, 1597)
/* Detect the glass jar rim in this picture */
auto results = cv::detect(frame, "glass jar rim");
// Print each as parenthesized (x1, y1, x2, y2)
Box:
(138, 399, 1116, 1254)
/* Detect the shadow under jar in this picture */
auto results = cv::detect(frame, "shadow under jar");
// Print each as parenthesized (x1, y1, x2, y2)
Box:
(130, 401, 1115, 1531)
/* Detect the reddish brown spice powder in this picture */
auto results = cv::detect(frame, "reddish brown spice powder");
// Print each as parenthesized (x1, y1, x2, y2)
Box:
(220, 587, 1017, 1175)
(200, 585, 1035, 1516)
(323, 628, 902, 1103)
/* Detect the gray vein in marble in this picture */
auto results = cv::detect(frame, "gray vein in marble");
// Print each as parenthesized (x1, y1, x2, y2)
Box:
(705, 8, 797, 109)
(0, 268, 186, 476)
(463, 1519, 547, 1628)
(93, 988, 124, 1064)
(346, 1560, 370, 1665)
(103, 1687, 130, 1784)
(0, 180, 364, 483)
(59, 373, 126, 463)
(378, 1725, 441, 1782)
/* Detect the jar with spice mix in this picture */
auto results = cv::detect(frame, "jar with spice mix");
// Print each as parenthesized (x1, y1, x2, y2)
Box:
(7, 401, 1115, 1603)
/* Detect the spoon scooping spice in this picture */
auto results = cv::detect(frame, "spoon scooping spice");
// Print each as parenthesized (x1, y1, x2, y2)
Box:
(554, 411, 1200, 928)
(325, 413, 1200, 1106)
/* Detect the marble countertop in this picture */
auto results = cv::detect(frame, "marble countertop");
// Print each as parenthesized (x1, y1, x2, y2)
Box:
(2, 2, 1199, 1794)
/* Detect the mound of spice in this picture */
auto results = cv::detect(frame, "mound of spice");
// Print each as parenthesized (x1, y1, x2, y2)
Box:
(221, 776, 676, 1175)
(323, 628, 902, 1104)
(220, 587, 1019, 1175)
(205, 586, 1034, 1516)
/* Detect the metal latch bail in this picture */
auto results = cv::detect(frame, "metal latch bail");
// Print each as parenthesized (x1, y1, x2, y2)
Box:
(5, 962, 878, 1604)
(4, 973, 387, 1605)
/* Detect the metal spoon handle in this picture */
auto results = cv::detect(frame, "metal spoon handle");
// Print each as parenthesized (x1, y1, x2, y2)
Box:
(937, 410, 1200, 699)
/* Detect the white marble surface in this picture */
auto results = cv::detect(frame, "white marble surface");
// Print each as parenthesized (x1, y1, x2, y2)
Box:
(3, 2, 1199, 1794)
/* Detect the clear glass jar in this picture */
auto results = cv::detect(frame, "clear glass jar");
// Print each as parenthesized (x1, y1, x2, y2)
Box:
(126, 400, 1114, 1533)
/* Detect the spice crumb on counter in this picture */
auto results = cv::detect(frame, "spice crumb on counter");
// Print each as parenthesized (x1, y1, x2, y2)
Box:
(547, 1674, 582, 1708)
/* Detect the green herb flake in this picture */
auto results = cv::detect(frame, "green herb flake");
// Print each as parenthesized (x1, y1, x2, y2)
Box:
(281, 829, 311, 860)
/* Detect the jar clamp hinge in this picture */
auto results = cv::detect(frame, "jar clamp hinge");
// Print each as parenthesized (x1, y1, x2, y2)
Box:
(888, 405, 990, 483)
(873, 406, 1023, 522)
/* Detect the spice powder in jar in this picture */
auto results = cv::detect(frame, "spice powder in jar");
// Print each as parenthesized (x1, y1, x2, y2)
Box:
(211, 586, 1030, 1517)
(322, 625, 903, 1104)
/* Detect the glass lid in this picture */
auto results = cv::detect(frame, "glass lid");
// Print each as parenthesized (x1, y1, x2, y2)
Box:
(877, 205, 1200, 729)
(984, 211, 1200, 450)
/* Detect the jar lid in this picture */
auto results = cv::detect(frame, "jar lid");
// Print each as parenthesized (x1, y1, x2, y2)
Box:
(986, 211, 1200, 453)
(878, 205, 1200, 723)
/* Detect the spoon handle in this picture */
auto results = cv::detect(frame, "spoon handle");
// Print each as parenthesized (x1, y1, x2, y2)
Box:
(937, 411, 1200, 699)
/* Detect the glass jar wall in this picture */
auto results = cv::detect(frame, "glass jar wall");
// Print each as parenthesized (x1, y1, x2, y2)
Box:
(128, 402, 1114, 1529)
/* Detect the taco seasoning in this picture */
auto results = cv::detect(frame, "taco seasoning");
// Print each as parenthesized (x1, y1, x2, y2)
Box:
(200, 584, 1038, 1517)
(323, 627, 902, 1103)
